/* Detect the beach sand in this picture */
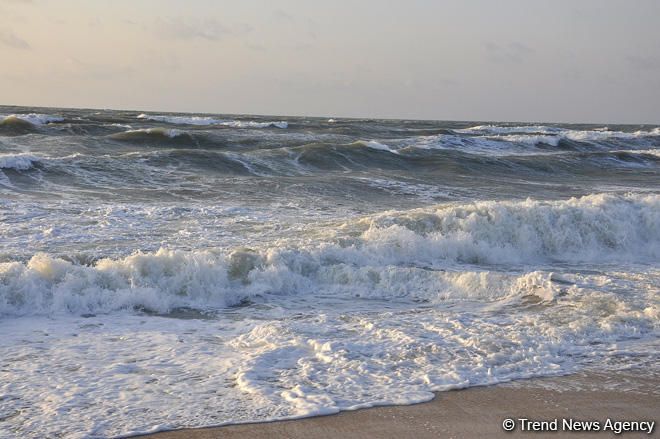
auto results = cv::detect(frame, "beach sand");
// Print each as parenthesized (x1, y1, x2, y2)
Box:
(136, 370, 658, 438)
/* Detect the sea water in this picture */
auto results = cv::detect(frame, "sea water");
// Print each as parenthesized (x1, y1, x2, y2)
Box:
(0, 107, 658, 437)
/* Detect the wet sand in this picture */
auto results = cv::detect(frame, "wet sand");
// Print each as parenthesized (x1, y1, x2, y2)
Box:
(135, 370, 659, 438)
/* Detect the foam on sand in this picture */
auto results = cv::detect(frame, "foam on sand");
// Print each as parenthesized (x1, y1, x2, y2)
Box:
(1, 263, 656, 438)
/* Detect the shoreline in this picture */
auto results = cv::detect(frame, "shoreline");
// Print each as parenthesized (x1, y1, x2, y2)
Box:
(133, 370, 659, 438)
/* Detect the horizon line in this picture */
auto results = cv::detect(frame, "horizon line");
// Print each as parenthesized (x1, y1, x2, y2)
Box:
(1, 102, 658, 127)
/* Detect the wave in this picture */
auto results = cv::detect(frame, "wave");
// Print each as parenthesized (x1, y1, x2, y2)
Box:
(137, 149, 260, 175)
(354, 140, 400, 154)
(137, 114, 220, 126)
(613, 148, 660, 159)
(456, 125, 564, 135)
(0, 113, 62, 136)
(2, 113, 64, 125)
(1, 193, 656, 315)
(137, 113, 288, 129)
(411, 126, 660, 156)
(279, 141, 407, 171)
(0, 117, 37, 135)
(452, 125, 660, 148)
(222, 120, 288, 129)
(0, 153, 41, 171)
(457, 124, 660, 137)
(411, 133, 561, 154)
(109, 127, 195, 144)
(1, 142, 656, 192)
(2, 144, 655, 191)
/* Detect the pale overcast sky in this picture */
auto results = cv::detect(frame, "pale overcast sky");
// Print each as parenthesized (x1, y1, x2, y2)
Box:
(1, 0, 659, 123)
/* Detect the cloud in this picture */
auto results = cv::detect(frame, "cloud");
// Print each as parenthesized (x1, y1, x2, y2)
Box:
(245, 43, 267, 52)
(154, 17, 251, 42)
(0, 29, 29, 49)
(272, 9, 294, 23)
(485, 41, 535, 64)
(142, 51, 180, 72)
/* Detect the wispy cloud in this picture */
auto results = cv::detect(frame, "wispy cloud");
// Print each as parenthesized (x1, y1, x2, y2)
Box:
(155, 17, 250, 42)
(0, 29, 30, 49)
(272, 9, 294, 23)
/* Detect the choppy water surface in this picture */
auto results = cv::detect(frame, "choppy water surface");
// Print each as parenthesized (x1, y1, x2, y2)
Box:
(0, 106, 658, 438)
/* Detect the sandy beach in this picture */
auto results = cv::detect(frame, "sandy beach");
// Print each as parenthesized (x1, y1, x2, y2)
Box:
(136, 370, 658, 438)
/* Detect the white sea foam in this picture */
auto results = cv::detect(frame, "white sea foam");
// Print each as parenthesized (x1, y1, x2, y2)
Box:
(456, 125, 660, 144)
(137, 114, 288, 128)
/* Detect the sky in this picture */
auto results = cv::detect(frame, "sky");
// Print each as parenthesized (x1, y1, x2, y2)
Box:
(1, 0, 659, 123)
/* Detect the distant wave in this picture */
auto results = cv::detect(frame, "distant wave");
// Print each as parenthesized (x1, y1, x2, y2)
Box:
(457, 124, 659, 136)
(137, 114, 220, 126)
(222, 120, 288, 129)
(1, 192, 656, 315)
(1, 113, 64, 125)
(454, 124, 660, 144)
(137, 113, 288, 129)
(0, 153, 41, 171)
(2, 142, 656, 190)
(109, 127, 193, 143)
(412, 125, 660, 155)
(354, 140, 400, 154)
(0, 114, 62, 135)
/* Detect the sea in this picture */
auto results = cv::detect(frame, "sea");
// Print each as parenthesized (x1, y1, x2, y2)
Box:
(0, 106, 658, 438)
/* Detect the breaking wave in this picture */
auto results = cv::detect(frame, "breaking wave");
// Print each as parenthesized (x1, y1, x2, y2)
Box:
(456, 124, 660, 138)
(0, 153, 41, 171)
(137, 113, 288, 128)
(442, 125, 660, 151)
(0, 113, 64, 135)
(1, 113, 64, 125)
(1, 193, 656, 316)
